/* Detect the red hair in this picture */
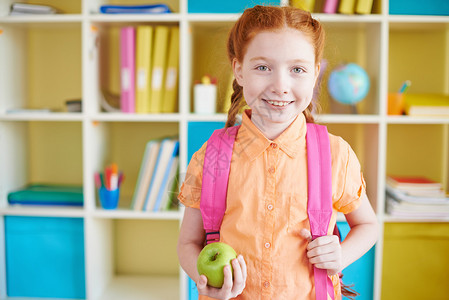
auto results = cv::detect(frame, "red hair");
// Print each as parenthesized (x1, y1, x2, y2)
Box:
(225, 5, 325, 128)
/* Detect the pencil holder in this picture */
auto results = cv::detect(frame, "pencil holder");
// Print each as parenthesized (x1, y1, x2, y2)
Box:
(99, 187, 120, 209)
(388, 93, 405, 115)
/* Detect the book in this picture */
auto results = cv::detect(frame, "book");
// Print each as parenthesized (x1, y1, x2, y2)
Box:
(10, 3, 58, 15)
(163, 163, 180, 211)
(386, 175, 442, 192)
(8, 184, 83, 206)
(386, 196, 449, 219)
(323, 0, 339, 13)
(131, 140, 161, 211)
(153, 154, 179, 212)
(338, 0, 356, 14)
(120, 27, 136, 113)
(135, 26, 154, 113)
(161, 26, 180, 113)
(355, 0, 373, 14)
(149, 26, 170, 113)
(404, 93, 449, 117)
(386, 186, 448, 205)
(143, 138, 179, 211)
(291, 0, 316, 12)
(99, 4, 171, 14)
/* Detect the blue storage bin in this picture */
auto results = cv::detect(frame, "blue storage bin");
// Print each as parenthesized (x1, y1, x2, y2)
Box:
(188, 0, 280, 13)
(338, 221, 375, 300)
(5, 216, 86, 298)
(188, 121, 226, 161)
(390, 0, 449, 15)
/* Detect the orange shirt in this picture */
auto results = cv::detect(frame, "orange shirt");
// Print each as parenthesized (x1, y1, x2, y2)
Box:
(179, 110, 365, 300)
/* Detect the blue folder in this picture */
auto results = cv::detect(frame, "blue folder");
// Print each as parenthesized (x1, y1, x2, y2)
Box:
(8, 183, 83, 206)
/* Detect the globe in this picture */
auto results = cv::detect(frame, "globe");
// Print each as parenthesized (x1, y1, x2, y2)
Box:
(327, 63, 370, 105)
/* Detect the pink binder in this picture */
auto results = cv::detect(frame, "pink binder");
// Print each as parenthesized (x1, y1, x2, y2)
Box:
(323, 0, 339, 13)
(120, 27, 136, 113)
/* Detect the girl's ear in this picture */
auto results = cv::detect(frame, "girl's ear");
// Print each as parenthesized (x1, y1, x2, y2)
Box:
(232, 58, 244, 86)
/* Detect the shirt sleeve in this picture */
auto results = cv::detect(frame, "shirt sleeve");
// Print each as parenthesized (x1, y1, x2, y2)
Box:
(331, 136, 366, 214)
(177, 143, 207, 209)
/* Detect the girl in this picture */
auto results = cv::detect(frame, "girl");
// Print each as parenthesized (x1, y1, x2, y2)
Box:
(177, 5, 378, 300)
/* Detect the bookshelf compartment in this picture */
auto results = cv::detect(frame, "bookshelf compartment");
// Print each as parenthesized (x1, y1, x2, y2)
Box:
(389, 0, 449, 16)
(188, 0, 280, 13)
(87, 121, 179, 210)
(190, 22, 234, 114)
(0, 0, 82, 15)
(382, 222, 449, 299)
(325, 123, 379, 212)
(5, 215, 85, 298)
(0, 121, 83, 208)
(86, 218, 179, 299)
(386, 124, 446, 186)
(388, 24, 449, 94)
(90, 21, 180, 115)
(86, 0, 180, 15)
(320, 22, 382, 115)
(0, 22, 82, 113)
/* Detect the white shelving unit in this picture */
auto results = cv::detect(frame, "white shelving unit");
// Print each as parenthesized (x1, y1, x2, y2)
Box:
(0, 0, 448, 299)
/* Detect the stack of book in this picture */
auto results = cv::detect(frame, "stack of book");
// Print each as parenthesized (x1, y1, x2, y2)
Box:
(131, 137, 180, 212)
(386, 175, 449, 219)
(119, 25, 179, 114)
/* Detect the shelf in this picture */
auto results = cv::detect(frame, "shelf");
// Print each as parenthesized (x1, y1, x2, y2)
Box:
(0, 113, 84, 122)
(89, 13, 181, 23)
(0, 14, 83, 23)
(386, 116, 449, 124)
(92, 208, 181, 219)
(91, 113, 181, 122)
(0, 205, 85, 217)
(317, 114, 381, 124)
(383, 214, 449, 223)
(98, 275, 179, 300)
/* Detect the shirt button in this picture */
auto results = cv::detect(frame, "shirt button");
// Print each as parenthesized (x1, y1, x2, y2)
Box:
(268, 167, 275, 174)
(264, 281, 270, 288)
(271, 143, 278, 149)
(265, 242, 271, 248)
(267, 204, 274, 211)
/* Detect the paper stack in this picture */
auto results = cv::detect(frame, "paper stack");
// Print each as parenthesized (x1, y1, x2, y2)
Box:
(386, 175, 449, 219)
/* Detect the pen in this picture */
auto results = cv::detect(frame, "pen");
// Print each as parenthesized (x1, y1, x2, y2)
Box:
(110, 163, 118, 190)
(399, 80, 411, 94)
(94, 172, 102, 189)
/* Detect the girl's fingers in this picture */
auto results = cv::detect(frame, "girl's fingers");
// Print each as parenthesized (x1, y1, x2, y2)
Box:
(239, 255, 247, 281)
(221, 265, 233, 291)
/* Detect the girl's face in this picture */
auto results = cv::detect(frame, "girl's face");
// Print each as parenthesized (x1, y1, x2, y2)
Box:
(233, 28, 320, 129)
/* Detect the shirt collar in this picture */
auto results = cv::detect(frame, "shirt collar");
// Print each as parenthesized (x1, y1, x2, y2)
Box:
(237, 109, 307, 161)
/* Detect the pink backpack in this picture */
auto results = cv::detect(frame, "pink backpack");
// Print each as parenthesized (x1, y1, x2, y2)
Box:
(200, 123, 335, 300)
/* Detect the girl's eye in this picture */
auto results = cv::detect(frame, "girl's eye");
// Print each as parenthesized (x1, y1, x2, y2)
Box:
(293, 67, 304, 74)
(257, 65, 268, 71)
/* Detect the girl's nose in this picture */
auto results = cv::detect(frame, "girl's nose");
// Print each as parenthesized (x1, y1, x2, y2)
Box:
(271, 71, 289, 95)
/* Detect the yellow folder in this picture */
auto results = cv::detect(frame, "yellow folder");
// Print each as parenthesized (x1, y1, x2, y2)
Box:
(149, 26, 169, 113)
(355, 0, 374, 14)
(135, 26, 153, 113)
(161, 26, 179, 113)
(338, 0, 356, 14)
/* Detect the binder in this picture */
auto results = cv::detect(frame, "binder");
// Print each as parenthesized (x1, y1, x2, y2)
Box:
(338, 0, 356, 13)
(8, 184, 83, 206)
(161, 26, 180, 113)
(100, 4, 171, 14)
(144, 138, 179, 211)
(355, 0, 374, 14)
(323, 0, 339, 13)
(135, 26, 154, 113)
(149, 26, 170, 113)
(131, 139, 161, 211)
(120, 26, 136, 113)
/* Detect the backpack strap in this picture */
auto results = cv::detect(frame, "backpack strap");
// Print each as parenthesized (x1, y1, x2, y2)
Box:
(200, 125, 240, 244)
(306, 123, 335, 300)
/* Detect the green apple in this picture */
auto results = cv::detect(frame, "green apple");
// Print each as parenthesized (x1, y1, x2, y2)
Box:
(197, 242, 237, 288)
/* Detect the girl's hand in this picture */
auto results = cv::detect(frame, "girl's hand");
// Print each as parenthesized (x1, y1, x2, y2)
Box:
(197, 255, 247, 300)
(300, 229, 342, 276)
